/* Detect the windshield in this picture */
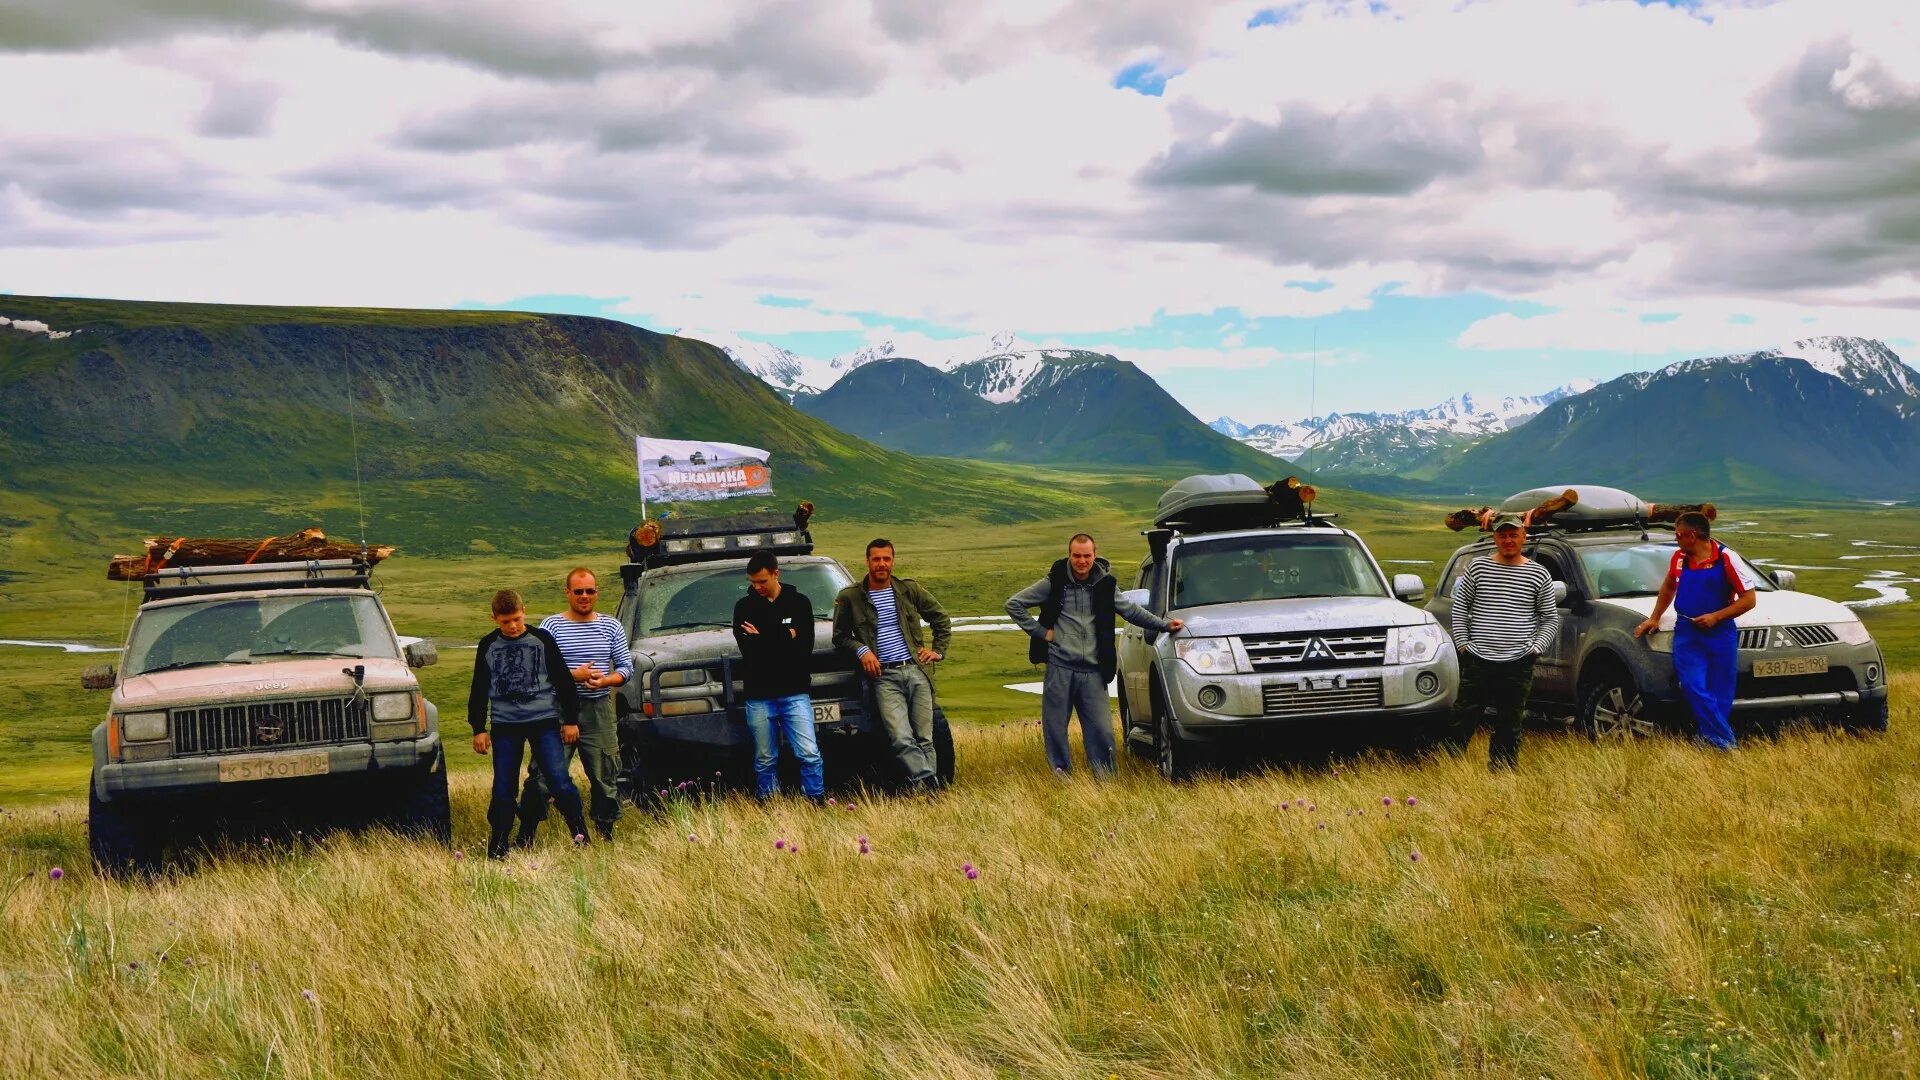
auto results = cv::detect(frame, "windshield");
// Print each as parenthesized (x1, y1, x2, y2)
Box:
(637, 561, 852, 636)
(1169, 533, 1386, 608)
(123, 594, 399, 676)
(1577, 541, 1775, 599)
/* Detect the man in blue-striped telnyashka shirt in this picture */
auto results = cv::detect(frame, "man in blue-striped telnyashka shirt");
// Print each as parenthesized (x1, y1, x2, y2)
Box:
(1445, 516, 1559, 770)
(517, 567, 633, 842)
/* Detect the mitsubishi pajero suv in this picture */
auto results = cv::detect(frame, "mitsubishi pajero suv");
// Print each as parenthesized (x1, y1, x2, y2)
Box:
(1116, 475, 1459, 778)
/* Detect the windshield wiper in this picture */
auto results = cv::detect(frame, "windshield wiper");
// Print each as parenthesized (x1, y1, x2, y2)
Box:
(651, 620, 731, 632)
(141, 658, 252, 673)
(251, 648, 364, 658)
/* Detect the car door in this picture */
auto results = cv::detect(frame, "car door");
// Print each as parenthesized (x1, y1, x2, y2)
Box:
(1117, 557, 1159, 724)
(1524, 545, 1579, 703)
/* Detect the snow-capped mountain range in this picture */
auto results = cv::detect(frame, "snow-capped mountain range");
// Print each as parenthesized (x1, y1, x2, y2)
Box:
(1209, 381, 1601, 465)
(1623, 336, 1920, 417)
(697, 329, 1102, 403)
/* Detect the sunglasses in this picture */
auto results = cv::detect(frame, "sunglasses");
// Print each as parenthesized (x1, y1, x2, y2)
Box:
(571, 587, 598, 595)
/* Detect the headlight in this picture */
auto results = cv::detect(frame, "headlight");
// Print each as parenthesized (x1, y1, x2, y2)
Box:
(372, 692, 415, 721)
(121, 711, 169, 742)
(1174, 636, 1241, 674)
(663, 539, 693, 553)
(1832, 620, 1874, 646)
(1386, 623, 1446, 665)
(657, 668, 709, 688)
(770, 531, 801, 545)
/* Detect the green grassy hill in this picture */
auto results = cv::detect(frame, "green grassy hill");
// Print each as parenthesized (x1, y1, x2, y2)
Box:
(0, 295, 1110, 558)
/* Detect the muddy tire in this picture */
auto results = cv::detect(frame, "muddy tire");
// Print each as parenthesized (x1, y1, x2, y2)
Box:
(1578, 673, 1661, 741)
(89, 778, 161, 877)
(385, 749, 452, 845)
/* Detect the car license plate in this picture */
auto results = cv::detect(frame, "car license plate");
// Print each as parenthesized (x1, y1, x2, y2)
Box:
(218, 752, 330, 783)
(1753, 656, 1830, 678)
(812, 701, 841, 725)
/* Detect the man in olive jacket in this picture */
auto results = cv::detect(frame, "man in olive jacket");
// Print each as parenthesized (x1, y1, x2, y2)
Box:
(832, 537, 951, 791)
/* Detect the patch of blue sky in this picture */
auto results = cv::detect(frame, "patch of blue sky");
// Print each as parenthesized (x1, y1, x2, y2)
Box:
(1112, 61, 1170, 97)
(1728, 313, 1756, 325)
(756, 294, 811, 308)
(455, 293, 633, 320)
(1641, 312, 1680, 324)
(1247, 7, 1294, 29)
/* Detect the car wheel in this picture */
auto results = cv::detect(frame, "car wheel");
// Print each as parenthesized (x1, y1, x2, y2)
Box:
(89, 777, 161, 877)
(1839, 698, 1890, 734)
(1155, 686, 1203, 781)
(384, 748, 452, 845)
(1578, 675, 1659, 741)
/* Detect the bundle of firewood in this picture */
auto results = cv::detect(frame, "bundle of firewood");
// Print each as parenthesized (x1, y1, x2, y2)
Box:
(108, 528, 395, 580)
(1264, 476, 1317, 519)
(1444, 489, 1578, 531)
(1646, 502, 1716, 524)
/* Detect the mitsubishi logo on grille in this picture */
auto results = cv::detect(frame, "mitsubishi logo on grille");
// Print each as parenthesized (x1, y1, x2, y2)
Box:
(1303, 637, 1336, 661)
(256, 713, 288, 744)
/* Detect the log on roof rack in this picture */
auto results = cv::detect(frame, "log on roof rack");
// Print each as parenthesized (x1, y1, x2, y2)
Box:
(108, 529, 393, 580)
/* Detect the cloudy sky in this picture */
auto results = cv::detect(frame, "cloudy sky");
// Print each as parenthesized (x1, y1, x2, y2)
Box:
(4, 0, 1918, 421)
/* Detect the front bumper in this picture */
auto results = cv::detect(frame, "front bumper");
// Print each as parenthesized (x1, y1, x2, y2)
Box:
(626, 698, 873, 747)
(1161, 657, 1457, 738)
(94, 733, 442, 801)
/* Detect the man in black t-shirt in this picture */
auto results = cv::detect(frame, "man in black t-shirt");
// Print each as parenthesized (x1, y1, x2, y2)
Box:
(732, 551, 824, 803)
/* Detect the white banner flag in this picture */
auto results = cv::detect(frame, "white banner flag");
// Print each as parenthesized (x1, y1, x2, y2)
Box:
(637, 437, 773, 504)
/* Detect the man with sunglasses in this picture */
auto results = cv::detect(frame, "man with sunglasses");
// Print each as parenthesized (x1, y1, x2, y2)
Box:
(517, 567, 634, 842)
(1633, 512, 1755, 750)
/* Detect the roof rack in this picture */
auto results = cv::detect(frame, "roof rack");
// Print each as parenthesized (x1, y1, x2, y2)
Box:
(620, 510, 815, 584)
(142, 559, 373, 598)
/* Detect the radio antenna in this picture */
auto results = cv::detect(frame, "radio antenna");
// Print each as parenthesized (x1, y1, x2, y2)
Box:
(1306, 324, 1319, 476)
(341, 347, 370, 555)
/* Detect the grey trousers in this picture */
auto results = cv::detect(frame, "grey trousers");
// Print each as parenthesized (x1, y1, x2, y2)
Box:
(874, 663, 937, 786)
(1042, 664, 1116, 776)
(519, 694, 622, 828)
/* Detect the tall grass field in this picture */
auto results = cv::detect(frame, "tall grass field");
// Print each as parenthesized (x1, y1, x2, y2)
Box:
(3, 488, 1920, 1076)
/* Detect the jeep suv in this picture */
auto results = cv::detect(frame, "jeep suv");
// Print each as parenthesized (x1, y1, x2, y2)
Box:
(1116, 476, 1458, 778)
(1429, 524, 1889, 737)
(83, 558, 447, 873)
(613, 511, 953, 793)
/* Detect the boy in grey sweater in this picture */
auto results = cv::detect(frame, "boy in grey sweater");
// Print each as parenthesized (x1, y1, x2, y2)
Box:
(468, 589, 590, 858)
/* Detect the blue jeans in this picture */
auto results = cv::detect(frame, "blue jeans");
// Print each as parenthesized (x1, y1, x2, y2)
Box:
(487, 722, 584, 836)
(874, 663, 937, 786)
(744, 694, 825, 798)
(1674, 623, 1738, 750)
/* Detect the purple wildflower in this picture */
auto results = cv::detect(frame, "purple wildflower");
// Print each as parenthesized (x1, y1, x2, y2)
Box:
(128, 961, 139, 971)
(1307, 803, 1316, 812)
(963, 863, 979, 880)
(687, 833, 698, 843)
(301, 988, 318, 1003)
(573, 833, 586, 844)
(1317, 822, 1326, 830)
(1410, 850, 1422, 862)
(1383, 796, 1393, 806)
(1280, 803, 1290, 812)
(775, 839, 787, 850)
(859, 840, 871, 855)
(1405, 796, 1418, 807)
(857, 835, 869, 844)
(47, 867, 64, 881)
(827, 798, 838, 807)
(453, 850, 465, 861)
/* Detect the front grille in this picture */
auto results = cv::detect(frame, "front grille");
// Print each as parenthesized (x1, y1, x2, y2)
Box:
(1782, 624, 1839, 648)
(1241, 628, 1388, 672)
(1261, 676, 1384, 717)
(171, 696, 371, 755)
(1739, 624, 1840, 650)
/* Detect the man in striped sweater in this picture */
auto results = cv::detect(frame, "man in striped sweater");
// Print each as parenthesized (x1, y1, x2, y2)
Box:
(516, 567, 633, 842)
(1444, 515, 1560, 770)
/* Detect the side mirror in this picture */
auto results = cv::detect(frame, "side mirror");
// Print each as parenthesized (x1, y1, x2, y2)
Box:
(1770, 569, 1796, 592)
(1392, 573, 1425, 602)
(1120, 588, 1150, 607)
(1550, 581, 1569, 606)
(404, 639, 439, 668)
(81, 664, 117, 690)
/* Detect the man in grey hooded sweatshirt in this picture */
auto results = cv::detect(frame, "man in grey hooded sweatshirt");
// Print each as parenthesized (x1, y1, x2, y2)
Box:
(1007, 534, 1183, 777)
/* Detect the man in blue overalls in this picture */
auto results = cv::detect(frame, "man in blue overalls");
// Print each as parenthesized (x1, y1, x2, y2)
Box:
(1633, 512, 1756, 749)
